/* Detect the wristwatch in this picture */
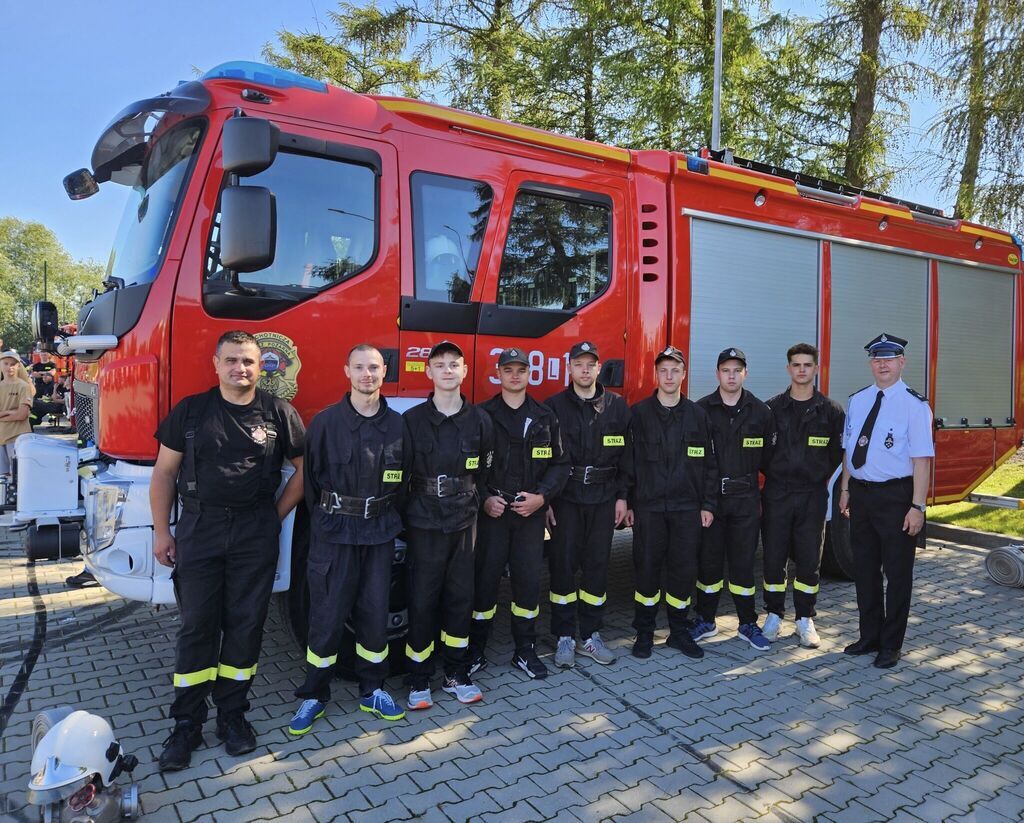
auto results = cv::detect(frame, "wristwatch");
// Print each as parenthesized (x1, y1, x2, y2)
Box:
(911, 503, 927, 514)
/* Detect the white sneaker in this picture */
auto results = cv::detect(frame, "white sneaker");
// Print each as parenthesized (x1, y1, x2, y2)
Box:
(554, 636, 576, 669)
(762, 613, 784, 641)
(408, 687, 433, 710)
(442, 674, 483, 704)
(577, 632, 616, 665)
(796, 617, 820, 648)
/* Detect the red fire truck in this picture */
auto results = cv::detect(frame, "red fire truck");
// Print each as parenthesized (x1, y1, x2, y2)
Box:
(17, 61, 1021, 641)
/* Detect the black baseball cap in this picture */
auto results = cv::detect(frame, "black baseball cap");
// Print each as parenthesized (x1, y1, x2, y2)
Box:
(568, 341, 600, 360)
(497, 347, 529, 366)
(717, 347, 747, 367)
(428, 340, 465, 360)
(655, 346, 686, 365)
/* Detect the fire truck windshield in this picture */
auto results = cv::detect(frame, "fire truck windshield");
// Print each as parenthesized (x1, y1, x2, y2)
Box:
(104, 120, 204, 287)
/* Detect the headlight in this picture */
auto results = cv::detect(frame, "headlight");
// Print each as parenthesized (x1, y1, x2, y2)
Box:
(88, 483, 128, 552)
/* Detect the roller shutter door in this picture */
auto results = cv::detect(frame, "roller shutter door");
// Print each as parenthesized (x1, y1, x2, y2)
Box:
(937, 263, 1015, 426)
(688, 220, 819, 401)
(830, 245, 928, 403)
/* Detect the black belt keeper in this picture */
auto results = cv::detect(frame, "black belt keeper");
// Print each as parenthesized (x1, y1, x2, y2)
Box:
(411, 474, 476, 497)
(720, 473, 757, 495)
(319, 490, 396, 518)
(568, 465, 617, 485)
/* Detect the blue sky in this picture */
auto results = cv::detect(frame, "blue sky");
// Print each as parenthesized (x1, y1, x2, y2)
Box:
(1, 1, 948, 265)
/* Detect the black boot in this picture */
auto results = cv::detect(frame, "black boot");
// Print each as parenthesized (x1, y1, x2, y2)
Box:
(666, 632, 705, 659)
(216, 713, 257, 756)
(632, 632, 654, 659)
(158, 721, 203, 772)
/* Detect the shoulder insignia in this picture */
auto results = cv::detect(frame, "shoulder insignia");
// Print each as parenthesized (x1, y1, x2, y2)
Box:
(906, 387, 928, 402)
(849, 385, 871, 397)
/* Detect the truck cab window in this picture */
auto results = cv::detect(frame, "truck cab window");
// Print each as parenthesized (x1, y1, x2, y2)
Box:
(497, 190, 610, 310)
(205, 151, 377, 292)
(411, 173, 492, 303)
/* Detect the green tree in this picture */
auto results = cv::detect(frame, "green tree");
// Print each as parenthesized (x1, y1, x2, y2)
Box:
(0, 218, 104, 353)
(928, 0, 1024, 231)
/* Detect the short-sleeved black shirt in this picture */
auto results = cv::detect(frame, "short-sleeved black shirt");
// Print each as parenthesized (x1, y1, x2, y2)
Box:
(155, 388, 306, 507)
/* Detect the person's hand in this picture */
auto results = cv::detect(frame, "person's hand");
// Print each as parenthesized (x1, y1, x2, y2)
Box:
(903, 507, 925, 536)
(614, 499, 628, 527)
(484, 495, 507, 518)
(511, 492, 545, 517)
(839, 488, 850, 518)
(700, 509, 714, 528)
(623, 509, 634, 528)
(546, 506, 557, 529)
(153, 532, 176, 567)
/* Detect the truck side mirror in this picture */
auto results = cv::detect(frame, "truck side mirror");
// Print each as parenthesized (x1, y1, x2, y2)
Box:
(221, 117, 280, 177)
(33, 301, 60, 347)
(219, 186, 277, 272)
(63, 168, 99, 200)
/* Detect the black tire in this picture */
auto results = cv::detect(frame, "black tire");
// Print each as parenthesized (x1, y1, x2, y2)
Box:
(821, 478, 854, 579)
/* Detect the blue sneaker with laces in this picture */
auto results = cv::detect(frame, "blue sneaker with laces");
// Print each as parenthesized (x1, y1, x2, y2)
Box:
(360, 688, 405, 721)
(738, 622, 771, 651)
(288, 699, 326, 735)
(689, 618, 718, 642)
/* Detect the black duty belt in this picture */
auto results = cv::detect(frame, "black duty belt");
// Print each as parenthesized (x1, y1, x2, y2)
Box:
(720, 473, 757, 495)
(411, 475, 476, 498)
(568, 465, 617, 485)
(851, 476, 912, 489)
(319, 490, 396, 518)
(180, 497, 271, 514)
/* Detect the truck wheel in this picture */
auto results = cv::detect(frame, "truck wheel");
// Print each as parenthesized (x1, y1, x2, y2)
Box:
(821, 479, 854, 579)
(31, 706, 75, 755)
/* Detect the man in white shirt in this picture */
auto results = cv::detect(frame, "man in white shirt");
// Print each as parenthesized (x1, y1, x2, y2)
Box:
(839, 333, 933, 669)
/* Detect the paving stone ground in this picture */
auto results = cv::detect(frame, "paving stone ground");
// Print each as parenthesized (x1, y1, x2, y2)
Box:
(1, 523, 1022, 823)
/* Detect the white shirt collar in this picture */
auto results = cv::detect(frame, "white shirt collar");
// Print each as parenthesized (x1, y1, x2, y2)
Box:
(875, 379, 905, 399)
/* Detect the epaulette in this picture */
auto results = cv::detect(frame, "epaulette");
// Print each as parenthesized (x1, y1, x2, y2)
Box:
(849, 385, 871, 397)
(906, 387, 928, 402)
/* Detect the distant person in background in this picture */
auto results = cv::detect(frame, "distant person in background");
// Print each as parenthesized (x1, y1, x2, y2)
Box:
(31, 352, 58, 394)
(0, 351, 34, 478)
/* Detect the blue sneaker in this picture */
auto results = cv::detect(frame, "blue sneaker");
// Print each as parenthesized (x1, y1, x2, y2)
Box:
(738, 622, 771, 651)
(360, 688, 405, 721)
(288, 699, 326, 735)
(689, 619, 718, 642)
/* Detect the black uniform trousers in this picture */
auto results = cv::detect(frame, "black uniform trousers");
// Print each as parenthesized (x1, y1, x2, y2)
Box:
(297, 537, 392, 700)
(761, 489, 828, 619)
(632, 508, 702, 635)
(849, 477, 917, 651)
(404, 525, 475, 685)
(696, 495, 760, 626)
(470, 509, 546, 652)
(548, 497, 616, 639)
(170, 503, 279, 724)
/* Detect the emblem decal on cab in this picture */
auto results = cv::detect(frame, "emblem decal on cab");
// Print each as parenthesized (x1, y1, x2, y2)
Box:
(254, 331, 302, 400)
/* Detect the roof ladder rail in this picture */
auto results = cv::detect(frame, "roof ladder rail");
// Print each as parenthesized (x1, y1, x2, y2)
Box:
(795, 184, 858, 206)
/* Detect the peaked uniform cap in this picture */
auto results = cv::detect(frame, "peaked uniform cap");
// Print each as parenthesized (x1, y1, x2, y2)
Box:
(865, 333, 907, 358)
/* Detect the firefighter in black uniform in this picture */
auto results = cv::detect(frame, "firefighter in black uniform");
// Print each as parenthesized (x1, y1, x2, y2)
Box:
(288, 344, 406, 737)
(545, 341, 631, 669)
(694, 348, 775, 651)
(151, 331, 305, 771)
(403, 340, 493, 709)
(469, 348, 569, 679)
(623, 346, 717, 660)
(761, 343, 845, 648)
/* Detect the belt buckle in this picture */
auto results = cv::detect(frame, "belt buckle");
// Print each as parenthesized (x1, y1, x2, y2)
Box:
(328, 491, 344, 514)
(436, 475, 448, 497)
(583, 466, 594, 485)
(363, 496, 375, 519)
(720, 477, 730, 495)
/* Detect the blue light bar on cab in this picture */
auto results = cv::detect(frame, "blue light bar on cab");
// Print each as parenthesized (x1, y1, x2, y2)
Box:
(685, 155, 709, 174)
(202, 61, 327, 94)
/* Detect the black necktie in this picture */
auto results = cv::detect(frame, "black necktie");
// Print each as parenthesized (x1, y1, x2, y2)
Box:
(851, 390, 884, 469)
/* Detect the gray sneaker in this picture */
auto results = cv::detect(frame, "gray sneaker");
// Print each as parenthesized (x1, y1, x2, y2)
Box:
(554, 636, 576, 669)
(577, 632, 616, 665)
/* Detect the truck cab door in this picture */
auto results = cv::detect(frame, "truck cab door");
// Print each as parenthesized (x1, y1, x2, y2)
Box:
(472, 172, 629, 401)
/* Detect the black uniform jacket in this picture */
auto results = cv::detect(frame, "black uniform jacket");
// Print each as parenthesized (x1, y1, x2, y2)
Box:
(479, 392, 570, 515)
(623, 392, 719, 514)
(697, 388, 775, 498)
(763, 388, 845, 498)
(303, 393, 404, 545)
(402, 394, 494, 533)
(544, 383, 631, 505)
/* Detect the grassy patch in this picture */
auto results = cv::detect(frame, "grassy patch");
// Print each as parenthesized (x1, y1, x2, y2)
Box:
(929, 451, 1024, 537)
